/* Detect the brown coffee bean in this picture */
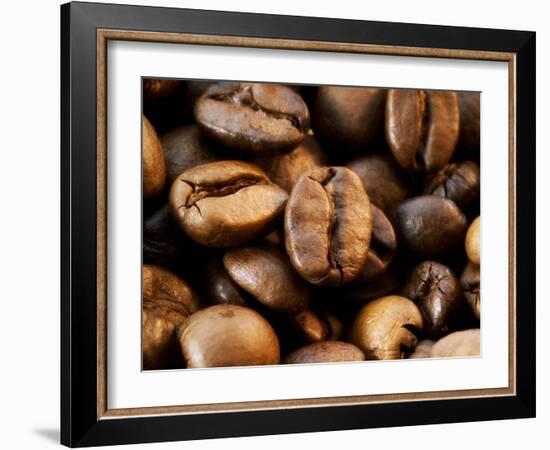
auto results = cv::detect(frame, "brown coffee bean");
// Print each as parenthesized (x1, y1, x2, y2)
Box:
(204, 259, 248, 307)
(285, 167, 372, 286)
(401, 261, 462, 338)
(313, 87, 387, 154)
(386, 89, 459, 171)
(224, 244, 310, 314)
(142, 265, 202, 370)
(170, 161, 288, 247)
(394, 196, 468, 255)
(460, 262, 480, 320)
(356, 205, 396, 283)
(143, 115, 166, 199)
(194, 82, 309, 156)
(161, 125, 220, 186)
(178, 304, 280, 368)
(347, 154, 411, 215)
(344, 271, 402, 304)
(143, 78, 180, 100)
(465, 216, 481, 264)
(284, 341, 365, 364)
(430, 329, 480, 357)
(409, 339, 435, 359)
(255, 136, 328, 193)
(289, 309, 329, 343)
(458, 92, 480, 153)
(348, 296, 423, 360)
(424, 161, 480, 208)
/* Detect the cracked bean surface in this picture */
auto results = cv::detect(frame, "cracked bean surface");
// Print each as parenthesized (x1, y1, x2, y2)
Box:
(284, 166, 371, 286)
(169, 161, 287, 247)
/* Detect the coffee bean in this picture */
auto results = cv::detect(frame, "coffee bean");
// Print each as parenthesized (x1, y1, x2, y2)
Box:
(143, 78, 180, 100)
(254, 136, 328, 193)
(224, 243, 310, 314)
(204, 258, 248, 307)
(401, 261, 462, 338)
(169, 161, 288, 247)
(465, 216, 481, 264)
(143, 115, 166, 199)
(284, 341, 365, 364)
(460, 262, 480, 320)
(424, 161, 480, 208)
(177, 304, 280, 368)
(289, 309, 329, 343)
(430, 329, 480, 357)
(356, 205, 396, 283)
(386, 89, 459, 171)
(457, 92, 480, 154)
(343, 271, 402, 304)
(409, 339, 435, 359)
(143, 203, 186, 268)
(347, 154, 411, 215)
(285, 166, 371, 286)
(161, 125, 220, 186)
(394, 196, 468, 255)
(195, 82, 309, 155)
(142, 265, 202, 370)
(313, 86, 387, 154)
(348, 295, 423, 360)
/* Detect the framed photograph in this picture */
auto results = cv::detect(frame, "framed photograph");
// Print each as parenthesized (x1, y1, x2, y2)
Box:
(61, 1, 535, 447)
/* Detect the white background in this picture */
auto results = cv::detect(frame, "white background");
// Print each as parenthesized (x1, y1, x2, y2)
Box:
(0, 0, 546, 449)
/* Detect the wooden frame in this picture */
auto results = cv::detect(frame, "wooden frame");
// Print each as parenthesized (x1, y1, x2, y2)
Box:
(61, 1, 535, 447)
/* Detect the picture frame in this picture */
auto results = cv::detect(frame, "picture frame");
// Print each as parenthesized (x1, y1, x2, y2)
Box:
(60, 1, 536, 447)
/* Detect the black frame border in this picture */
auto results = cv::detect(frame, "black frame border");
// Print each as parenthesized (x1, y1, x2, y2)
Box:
(61, 2, 536, 447)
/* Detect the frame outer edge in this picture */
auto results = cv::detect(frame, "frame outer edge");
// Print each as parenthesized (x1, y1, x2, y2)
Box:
(60, 2, 72, 447)
(514, 31, 536, 416)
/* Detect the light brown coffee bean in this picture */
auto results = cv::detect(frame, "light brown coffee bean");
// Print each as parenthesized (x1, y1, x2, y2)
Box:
(178, 304, 280, 368)
(170, 161, 288, 248)
(285, 167, 371, 286)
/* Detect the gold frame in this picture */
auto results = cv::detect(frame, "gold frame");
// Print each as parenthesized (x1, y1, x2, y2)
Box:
(96, 29, 516, 420)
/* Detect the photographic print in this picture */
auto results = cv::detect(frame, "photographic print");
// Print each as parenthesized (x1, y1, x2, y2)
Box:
(61, 3, 534, 445)
(142, 80, 481, 370)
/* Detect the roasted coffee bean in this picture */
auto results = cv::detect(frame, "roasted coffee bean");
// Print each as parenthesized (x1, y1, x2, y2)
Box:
(344, 271, 402, 304)
(465, 216, 481, 264)
(170, 161, 288, 247)
(284, 341, 365, 364)
(285, 166, 372, 286)
(423, 161, 480, 208)
(401, 261, 462, 338)
(254, 136, 328, 193)
(224, 243, 310, 314)
(347, 154, 411, 215)
(431, 329, 480, 357)
(143, 203, 184, 267)
(356, 205, 396, 283)
(204, 259, 248, 307)
(178, 305, 280, 368)
(313, 87, 387, 154)
(348, 296, 423, 360)
(386, 89, 459, 171)
(142, 265, 202, 370)
(457, 92, 481, 153)
(394, 196, 468, 255)
(409, 339, 435, 359)
(289, 309, 329, 343)
(461, 262, 480, 320)
(143, 78, 180, 100)
(161, 125, 220, 186)
(195, 82, 310, 155)
(143, 115, 166, 199)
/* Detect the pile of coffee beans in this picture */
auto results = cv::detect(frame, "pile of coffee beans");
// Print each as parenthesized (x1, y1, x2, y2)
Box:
(142, 80, 481, 370)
